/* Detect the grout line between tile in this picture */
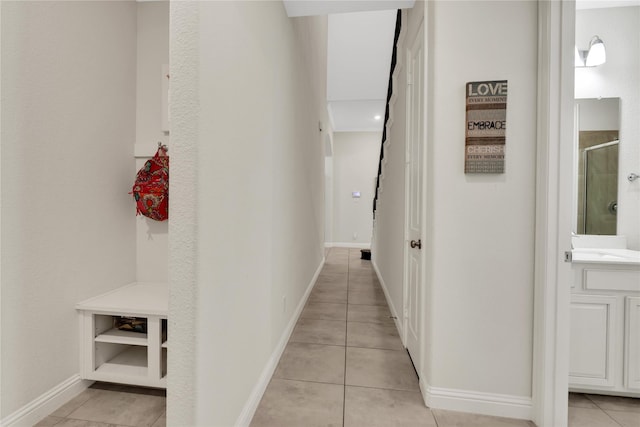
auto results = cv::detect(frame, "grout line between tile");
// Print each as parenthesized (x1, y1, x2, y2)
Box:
(344, 302, 388, 307)
(299, 316, 348, 322)
(65, 415, 137, 427)
(583, 393, 598, 407)
(345, 318, 395, 324)
(432, 409, 441, 427)
(272, 376, 345, 387)
(346, 302, 387, 306)
(345, 344, 405, 351)
(583, 393, 627, 426)
(599, 408, 626, 427)
(344, 384, 423, 394)
(343, 249, 350, 427)
(284, 341, 347, 349)
(343, 382, 421, 394)
(288, 339, 346, 347)
(296, 318, 348, 324)
(48, 416, 65, 427)
(304, 302, 348, 305)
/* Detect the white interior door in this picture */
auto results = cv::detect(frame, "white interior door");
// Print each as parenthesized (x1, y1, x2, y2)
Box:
(404, 23, 424, 368)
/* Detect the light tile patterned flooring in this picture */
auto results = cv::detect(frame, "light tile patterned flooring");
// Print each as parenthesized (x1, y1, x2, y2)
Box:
(36, 383, 165, 427)
(568, 393, 640, 427)
(36, 248, 640, 426)
(250, 247, 536, 427)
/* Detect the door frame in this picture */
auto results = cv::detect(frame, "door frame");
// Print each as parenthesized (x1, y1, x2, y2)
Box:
(532, 1, 575, 426)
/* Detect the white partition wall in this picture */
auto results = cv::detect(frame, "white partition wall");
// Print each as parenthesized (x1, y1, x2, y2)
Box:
(135, 1, 170, 283)
(1, 1, 137, 422)
(373, 0, 539, 420)
(168, 2, 330, 425)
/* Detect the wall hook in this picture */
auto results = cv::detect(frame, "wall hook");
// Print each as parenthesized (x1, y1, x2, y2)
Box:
(628, 173, 639, 182)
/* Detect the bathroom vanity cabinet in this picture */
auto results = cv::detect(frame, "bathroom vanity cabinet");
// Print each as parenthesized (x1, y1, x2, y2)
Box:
(569, 258, 640, 396)
(76, 282, 168, 388)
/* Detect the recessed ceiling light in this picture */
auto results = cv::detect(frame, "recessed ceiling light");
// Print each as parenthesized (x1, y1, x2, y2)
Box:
(374, 115, 381, 121)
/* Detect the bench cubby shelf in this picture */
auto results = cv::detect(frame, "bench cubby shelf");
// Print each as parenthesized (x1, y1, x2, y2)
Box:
(76, 282, 168, 388)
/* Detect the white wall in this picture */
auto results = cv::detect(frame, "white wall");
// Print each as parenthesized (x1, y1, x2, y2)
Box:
(168, 2, 328, 425)
(575, 6, 640, 249)
(373, 0, 538, 416)
(426, 0, 537, 400)
(371, 1, 420, 339)
(1, 0, 137, 418)
(331, 131, 380, 245)
(135, 1, 170, 282)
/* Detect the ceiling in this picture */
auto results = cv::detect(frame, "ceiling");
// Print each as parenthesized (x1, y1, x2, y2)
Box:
(284, 1, 414, 133)
(288, 0, 638, 132)
(576, 0, 640, 9)
(283, 0, 414, 17)
(327, 9, 397, 132)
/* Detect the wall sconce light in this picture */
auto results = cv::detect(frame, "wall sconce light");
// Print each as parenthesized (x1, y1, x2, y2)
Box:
(575, 35, 606, 67)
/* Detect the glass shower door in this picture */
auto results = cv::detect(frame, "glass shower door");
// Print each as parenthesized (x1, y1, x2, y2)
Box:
(583, 140, 618, 235)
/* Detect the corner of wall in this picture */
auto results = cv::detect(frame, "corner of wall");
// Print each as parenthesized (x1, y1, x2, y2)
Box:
(371, 258, 403, 337)
(421, 378, 533, 421)
(166, 1, 199, 424)
(234, 260, 324, 427)
(0, 376, 92, 427)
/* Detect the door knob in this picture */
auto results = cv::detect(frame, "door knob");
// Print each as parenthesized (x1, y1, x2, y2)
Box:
(410, 239, 422, 249)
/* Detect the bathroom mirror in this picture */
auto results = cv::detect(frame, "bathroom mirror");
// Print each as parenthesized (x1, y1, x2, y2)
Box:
(574, 97, 620, 235)
(575, 4, 640, 250)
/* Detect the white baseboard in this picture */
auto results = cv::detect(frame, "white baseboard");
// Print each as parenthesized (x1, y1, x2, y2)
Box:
(422, 378, 533, 421)
(326, 242, 371, 249)
(371, 259, 404, 340)
(235, 257, 325, 427)
(1, 375, 92, 427)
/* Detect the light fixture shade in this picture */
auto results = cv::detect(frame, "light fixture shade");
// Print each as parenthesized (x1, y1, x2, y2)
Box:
(586, 36, 606, 66)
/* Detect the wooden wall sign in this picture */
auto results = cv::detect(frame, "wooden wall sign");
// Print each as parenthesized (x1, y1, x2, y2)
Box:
(465, 80, 507, 173)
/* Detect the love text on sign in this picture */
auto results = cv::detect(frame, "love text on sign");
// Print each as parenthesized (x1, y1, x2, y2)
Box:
(465, 80, 507, 173)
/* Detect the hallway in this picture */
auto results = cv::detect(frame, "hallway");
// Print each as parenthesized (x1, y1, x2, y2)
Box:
(249, 248, 534, 427)
(31, 247, 639, 426)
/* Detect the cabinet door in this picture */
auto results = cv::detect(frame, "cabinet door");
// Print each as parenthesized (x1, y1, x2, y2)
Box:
(625, 296, 640, 391)
(569, 295, 617, 388)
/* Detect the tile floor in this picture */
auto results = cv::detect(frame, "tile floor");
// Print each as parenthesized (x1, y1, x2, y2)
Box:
(36, 247, 640, 427)
(249, 247, 537, 427)
(568, 393, 640, 427)
(36, 383, 165, 427)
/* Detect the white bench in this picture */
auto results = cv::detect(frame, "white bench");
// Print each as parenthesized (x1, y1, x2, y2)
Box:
(76, 282, 168, 388)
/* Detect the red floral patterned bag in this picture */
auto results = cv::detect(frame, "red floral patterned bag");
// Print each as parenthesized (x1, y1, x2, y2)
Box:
(131, 145, 169, 221)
